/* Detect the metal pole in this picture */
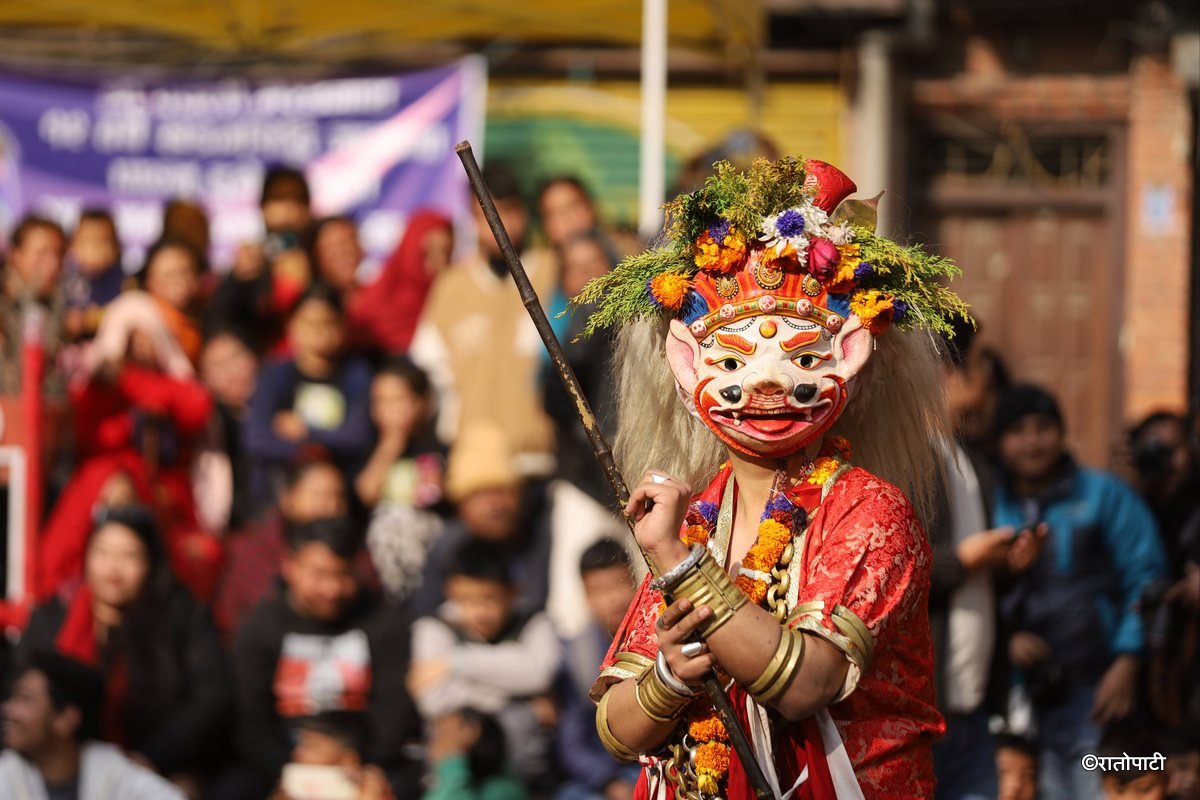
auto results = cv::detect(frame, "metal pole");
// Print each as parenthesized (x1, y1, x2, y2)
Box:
(638, 0, 667, 239)
(456, 140, 773, 800)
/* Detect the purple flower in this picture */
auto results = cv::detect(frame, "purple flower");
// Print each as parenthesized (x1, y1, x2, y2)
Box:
(776, 209, 805, 238)
(892, 300, 909, 322)
(694, 501, 719, 525)
(707, 218, 732, 242)
(853, 261, 874, 281)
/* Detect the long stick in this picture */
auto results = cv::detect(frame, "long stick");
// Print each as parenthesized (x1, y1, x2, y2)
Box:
(455, 141, 774, 800)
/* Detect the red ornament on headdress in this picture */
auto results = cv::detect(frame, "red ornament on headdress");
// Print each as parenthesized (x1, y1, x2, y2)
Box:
(803, 159, 857, 213)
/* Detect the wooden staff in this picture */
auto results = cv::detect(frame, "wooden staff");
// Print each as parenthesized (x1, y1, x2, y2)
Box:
(455, 141, 773, 800)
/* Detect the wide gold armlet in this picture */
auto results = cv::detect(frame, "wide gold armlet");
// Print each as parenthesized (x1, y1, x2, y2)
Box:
(658, 547, 747, 638)
(596, 689, 640, 762)
(746, 626, 806, 705)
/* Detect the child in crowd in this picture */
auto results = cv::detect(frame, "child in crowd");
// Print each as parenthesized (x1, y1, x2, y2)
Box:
(409, 539, 561, 793)
(242, 282, 372, 513)
(270, 713, 395, 800)
(360, 357, 447, 602)
(994, 733, 1039, 800)
(556, 539, 639, 800)
(422, 709, 526, 800)
(139, 238, 204, 364)
(63, 208, 125, 342)
(1097, 724, 1169, 800)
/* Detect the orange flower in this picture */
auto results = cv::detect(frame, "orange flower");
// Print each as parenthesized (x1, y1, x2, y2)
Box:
(850, 288, 895, 334)
(649, 272, 692, 310)
(825, 435, 853, 461)
(682, 524, 709, 546)
(695, 741, 731, 774)
(736, 574, 768, 604)
(808, 456, 840, 486)
(693, 233, 722, 270)
(687, 710, 729, 742)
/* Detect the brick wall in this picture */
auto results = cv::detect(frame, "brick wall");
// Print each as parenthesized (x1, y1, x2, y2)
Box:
(1122, 55, 1194, 423)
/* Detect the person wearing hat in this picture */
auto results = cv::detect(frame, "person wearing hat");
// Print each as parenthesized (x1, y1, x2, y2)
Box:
(408, 422, 553, 621)
(992, 384, 1167, 800)
(0, 650, 186, 799)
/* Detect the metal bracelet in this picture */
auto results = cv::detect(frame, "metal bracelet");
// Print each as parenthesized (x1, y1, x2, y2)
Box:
(656, 651, 701, 698)
(649, 543, 706, 593)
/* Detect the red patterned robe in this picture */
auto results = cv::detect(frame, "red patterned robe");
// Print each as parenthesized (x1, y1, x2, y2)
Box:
(591, 465, 944, 799)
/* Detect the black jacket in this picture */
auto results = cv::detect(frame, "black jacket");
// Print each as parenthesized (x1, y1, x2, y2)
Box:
(231, 583, 420, 777)
(16, 588, 233, 774)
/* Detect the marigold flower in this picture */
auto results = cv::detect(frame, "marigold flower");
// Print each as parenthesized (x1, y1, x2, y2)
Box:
(850, 288, 895, 334)
(687, 711, 728, 742)
(808, 456, 840, 486)
(682, 524, 710, 547)
(694, 741, 731, 775)
(736, 574, 768, 604)
(648, 272, 692, 311)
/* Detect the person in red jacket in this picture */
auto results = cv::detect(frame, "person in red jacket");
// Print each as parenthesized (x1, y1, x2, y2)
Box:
(40, 291, 220, 601)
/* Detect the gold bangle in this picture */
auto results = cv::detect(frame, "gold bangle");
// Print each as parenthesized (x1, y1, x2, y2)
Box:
(596, 688, 640, 762)
(634, 662, 691, 723)
(746, 626, 806, 705)
(671, 550, 748, 638)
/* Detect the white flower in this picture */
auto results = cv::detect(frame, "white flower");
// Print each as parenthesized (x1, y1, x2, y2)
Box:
(758, 207, 810, 261)
(827, 222, 855, 246)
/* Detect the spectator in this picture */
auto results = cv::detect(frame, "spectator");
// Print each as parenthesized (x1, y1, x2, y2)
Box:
(208, 165, 313, 352)
(359, 357, 447, 603)
(161, 199, 210, 273)
(41, 291, 218, 600)
(1096, 723, 1169, 800)
(242, 282, 372, 514)
(63, 208, 125, 343)
(928, 321, 1044, 800)
(410, 422, 552, 620)
(0, 214, 66, 394)
(228, 517, 420, 798)
(541, 230, 627, 638)
(0, 650, 185, 800)
(555, 539, 639, 800)
(199, 328, 260, 531)
(1124, 411, 1199, 568)
(409, 539, 561, 792)
(993, 733, 1038, 800)
(138, 238, 204, 364)
(16, 506, 232, 784)
(271, 712, 396, 800)
(347, 210, 452, 355)
(410, 163, 557, 475)
(993, 384, 1167, 800)
(213, 454, 365, 638)
(536, 176, 641, 259)
(421, 709, 527, 800)
(311, 215, 363, 298)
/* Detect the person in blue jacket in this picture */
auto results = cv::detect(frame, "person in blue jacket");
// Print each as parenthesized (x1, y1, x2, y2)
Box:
(991, 384, 1167, 800)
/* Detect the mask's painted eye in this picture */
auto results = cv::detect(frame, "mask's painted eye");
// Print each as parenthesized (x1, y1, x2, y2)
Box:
(705, 355, 745, 372)
(791, 352, 829, 370)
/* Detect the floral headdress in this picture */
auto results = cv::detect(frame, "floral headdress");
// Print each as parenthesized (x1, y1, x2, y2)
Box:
(574, 157, 970, 339)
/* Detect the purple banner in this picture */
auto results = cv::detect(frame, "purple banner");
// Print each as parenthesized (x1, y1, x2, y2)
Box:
(0, 60, 486, 271)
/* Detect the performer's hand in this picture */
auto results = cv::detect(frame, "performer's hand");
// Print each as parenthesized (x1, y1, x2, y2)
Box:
(656, 598, 717, 687)
(625, 471, 692, 573)
(1006, 523, 1048, 574)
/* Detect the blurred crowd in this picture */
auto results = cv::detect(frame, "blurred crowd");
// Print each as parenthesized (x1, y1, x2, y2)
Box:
(0, 158, 1195, 800)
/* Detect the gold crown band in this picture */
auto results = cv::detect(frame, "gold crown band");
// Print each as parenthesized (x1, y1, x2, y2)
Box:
(666, 550, 749, 639)
(688, 295, 841, 341)
(596, 689, 640, 762)
(746, 626, 807, 706)
(634, 661, 693, 723)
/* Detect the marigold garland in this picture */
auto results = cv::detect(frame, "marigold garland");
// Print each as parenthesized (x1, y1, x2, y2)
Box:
(850, 288, 895, 334)
(667, 446, 851, 798)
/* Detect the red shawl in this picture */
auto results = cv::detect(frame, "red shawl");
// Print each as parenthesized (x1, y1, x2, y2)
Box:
(55, 584, 131, 747)
(347, 210, 451, 353)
